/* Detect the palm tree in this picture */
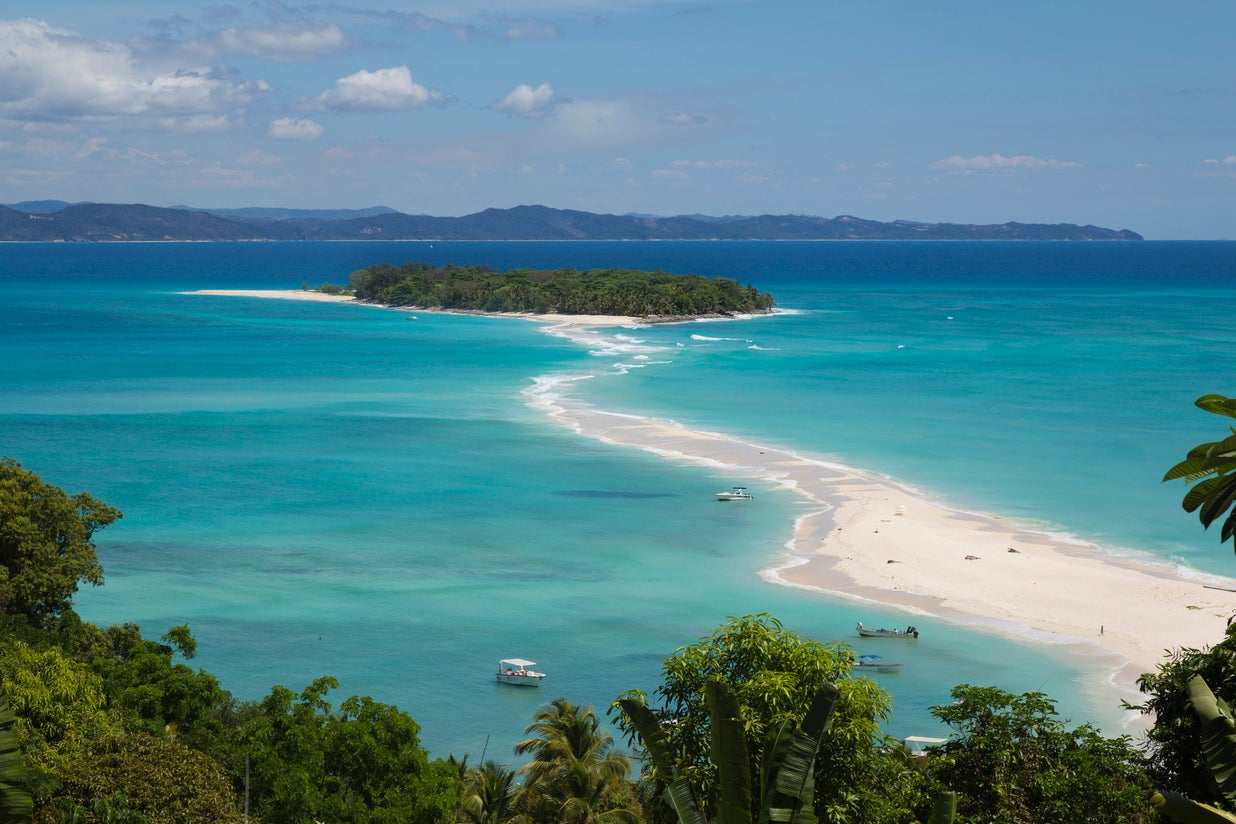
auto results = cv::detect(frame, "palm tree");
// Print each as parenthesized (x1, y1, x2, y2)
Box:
(513, 698, 638, 824)
(459, 761, 519, 824)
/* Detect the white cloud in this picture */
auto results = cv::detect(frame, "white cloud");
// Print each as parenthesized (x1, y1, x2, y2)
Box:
(492, 83, 559, 118)
(236, 149, 282, 166)
(267, 117, 325, 140)
(659, 111, 707, 126)
(311, 66, 446, 112)
(836, 163, 857, 172)
(671, 159, 762, 170)
(500, 18, 560, 39)
(216, 22, 346, 63)
(930, 153, 1081, 172)
(1202, 156, 1236, 165)
(0, 19, 263, 121)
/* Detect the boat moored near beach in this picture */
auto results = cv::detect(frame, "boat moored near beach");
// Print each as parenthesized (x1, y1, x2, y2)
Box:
(855, 654, 904, 673)
(716, 486, 754, 501)
(496, 658, 546, 686)
(856, 622, 919, 639)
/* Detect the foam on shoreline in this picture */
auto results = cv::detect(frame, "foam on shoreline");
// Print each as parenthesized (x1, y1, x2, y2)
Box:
(194, 287, 1236, 712)
(523, 326, 1236, 711)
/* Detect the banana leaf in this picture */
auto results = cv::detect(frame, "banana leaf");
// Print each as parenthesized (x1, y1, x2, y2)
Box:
(926, 791, 957, 824)
(0, 692, 31, 824)
(706, 679, 752, 824)
(759, 685, 838, 824)
(618, 699, 677, 779)
(618, 699, 707, 824)
(1188, 675, 1236, 804)
(1151, 790, 1236, 823)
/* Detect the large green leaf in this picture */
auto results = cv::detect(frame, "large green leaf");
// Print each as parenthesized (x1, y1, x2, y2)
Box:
(758, 685, 837, 824)
(664, 777, 708, 824)
(925, 792, 957, 824)
(1151, 790, 1236, 823)
(618, 699, 676, 779)
(617, 699, 707, 824)
(706, 679, 753, 824)
(0, 691, 31, 824)
(1188, 675, 1236, 804)
(1196, 395, 1236, 419)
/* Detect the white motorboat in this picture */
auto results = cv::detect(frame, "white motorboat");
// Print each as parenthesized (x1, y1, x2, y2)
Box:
(716, 486, 754, 501)
(496, 658, 546, 686)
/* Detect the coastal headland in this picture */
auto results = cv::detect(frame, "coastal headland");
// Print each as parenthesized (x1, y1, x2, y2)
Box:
(193, 288, 1236, 711)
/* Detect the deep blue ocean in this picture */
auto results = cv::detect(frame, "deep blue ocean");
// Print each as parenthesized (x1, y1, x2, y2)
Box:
(2, 240, 1234, 761)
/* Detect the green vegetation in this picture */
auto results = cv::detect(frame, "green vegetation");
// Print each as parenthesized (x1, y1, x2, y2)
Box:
(1164, 394, 1236, 549)
(6, 388, 1236, 822)
(346, 262, 776, 318)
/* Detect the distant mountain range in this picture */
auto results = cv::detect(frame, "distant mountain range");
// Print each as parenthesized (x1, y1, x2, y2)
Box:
(0, 201, 1144, 242)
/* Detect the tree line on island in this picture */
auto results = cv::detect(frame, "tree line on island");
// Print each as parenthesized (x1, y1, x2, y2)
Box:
(2, 393, 1236, 823)
(341, 262, 776, 319)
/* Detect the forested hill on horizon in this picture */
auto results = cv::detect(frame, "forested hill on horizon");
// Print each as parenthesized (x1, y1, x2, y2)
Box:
(0, 200, 1144, 242)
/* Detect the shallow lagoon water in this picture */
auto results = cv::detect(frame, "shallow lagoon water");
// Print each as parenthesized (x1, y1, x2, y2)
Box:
(3, 240, 1234, 760)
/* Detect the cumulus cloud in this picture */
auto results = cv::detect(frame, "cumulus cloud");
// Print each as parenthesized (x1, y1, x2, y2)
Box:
(1202, 156, 1236, 165)
(267, 117, 325, 140)
(216, 22, 346, 63)
(491, 83, 559, 118)
(311, 66, 446, 112)
(0, 18, 264, 121)
(929, 153, 1081, 171)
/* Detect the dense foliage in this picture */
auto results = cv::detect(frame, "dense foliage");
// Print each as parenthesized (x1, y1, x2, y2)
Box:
(0, 459, 1218, 824)
(924, 685, 1151, 823)
(1129, 622, 1236, 803)
(346, 262, 776, 318)
(612, 614, 929, 824)
(0, 458, 121, 627)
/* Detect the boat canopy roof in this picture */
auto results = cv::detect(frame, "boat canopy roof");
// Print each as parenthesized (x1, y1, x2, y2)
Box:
(500, 658, 538, 667)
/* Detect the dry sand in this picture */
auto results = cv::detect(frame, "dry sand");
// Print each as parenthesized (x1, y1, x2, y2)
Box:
(187, 289, 639, 327)
(193, 287, 1236, 706)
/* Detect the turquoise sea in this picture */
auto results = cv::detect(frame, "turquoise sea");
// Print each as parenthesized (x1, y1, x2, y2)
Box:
(2, 240, 1235, 761)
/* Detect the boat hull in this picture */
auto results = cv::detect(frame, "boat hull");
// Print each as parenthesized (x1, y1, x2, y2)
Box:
(856, 622, 918, 639)
(497, 673, 545, 686)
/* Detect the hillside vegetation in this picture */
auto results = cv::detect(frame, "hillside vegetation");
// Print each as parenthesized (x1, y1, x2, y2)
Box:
(346, 261, 776, 318)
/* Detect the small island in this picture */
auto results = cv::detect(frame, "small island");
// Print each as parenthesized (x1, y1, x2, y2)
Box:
(344, 262, 776, 321)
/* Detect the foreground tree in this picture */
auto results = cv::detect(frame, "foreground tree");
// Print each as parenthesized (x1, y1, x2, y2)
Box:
(1164, 394, 1236, 549)
(612, 614, 924, 824)
(236, 677, 458, 824)
(925, 685, 1152, 823)
(0, 458, 121, 627)
(1130, 621, 1236, 800)
(54, 732, 243, 824)
(514, 698, 639, 824)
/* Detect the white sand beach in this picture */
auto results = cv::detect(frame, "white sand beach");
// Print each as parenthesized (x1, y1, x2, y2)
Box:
(187, 289, 640, 327)
(194, 287, 1236, 705)
(529, 383, 1236, 707)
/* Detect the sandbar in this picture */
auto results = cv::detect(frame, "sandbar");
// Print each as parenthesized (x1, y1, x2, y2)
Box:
(186, 289, 640, 328)
(194, 287, 1236, 711)
(525, 357, 1236, 712)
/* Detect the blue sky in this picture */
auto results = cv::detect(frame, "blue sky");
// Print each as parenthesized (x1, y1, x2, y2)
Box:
(1, 1, 1233, 238)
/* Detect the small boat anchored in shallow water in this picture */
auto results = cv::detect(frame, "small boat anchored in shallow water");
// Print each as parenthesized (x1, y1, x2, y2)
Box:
(496, 658, 546, 686)
(856, 622, 919, 639)
(716, 486, 754, 501)
(855, 654, 903, 673)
